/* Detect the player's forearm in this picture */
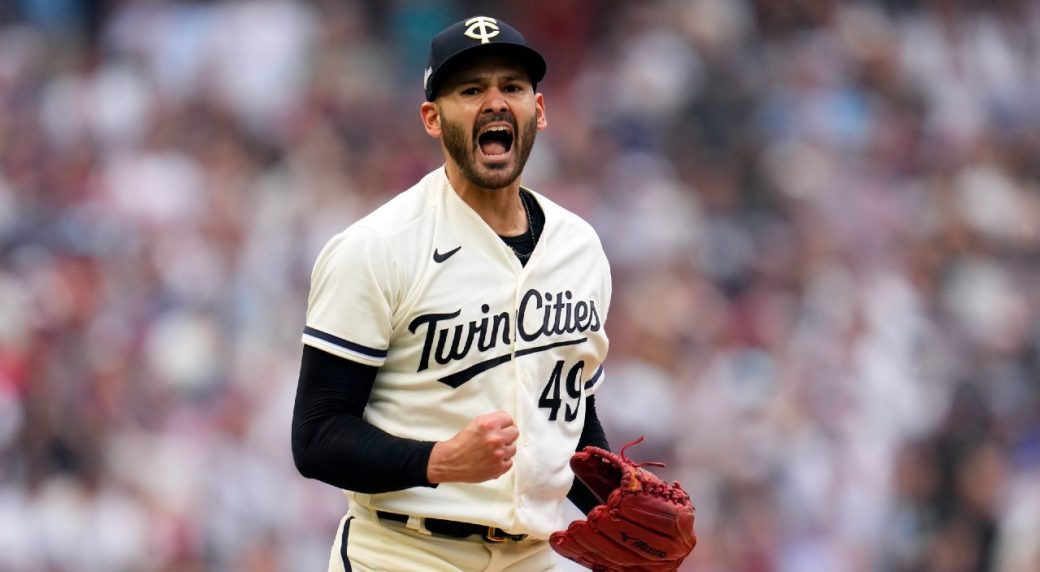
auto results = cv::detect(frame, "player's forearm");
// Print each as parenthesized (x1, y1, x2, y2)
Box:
(565, 399, 611, 515)
(292, 413, 437, 492)
(577, 396, 608, 451)
(567, 395, 609, 514)
(292, 345, 438, 493)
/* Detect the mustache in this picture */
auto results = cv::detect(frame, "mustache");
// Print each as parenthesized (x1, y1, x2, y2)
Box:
(473, 113, 517, 136)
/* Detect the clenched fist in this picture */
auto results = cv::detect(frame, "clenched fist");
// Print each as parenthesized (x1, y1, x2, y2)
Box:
(427, 411, 519, 484)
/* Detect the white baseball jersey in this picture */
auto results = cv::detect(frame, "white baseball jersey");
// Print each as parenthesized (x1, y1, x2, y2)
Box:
(302, 167, 611, 539)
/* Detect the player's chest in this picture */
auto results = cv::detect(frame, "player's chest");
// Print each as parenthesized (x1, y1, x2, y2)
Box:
(396, 254, 604, 367)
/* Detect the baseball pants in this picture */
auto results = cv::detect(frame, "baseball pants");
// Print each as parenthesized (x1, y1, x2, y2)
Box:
(327, 503, 558, 572)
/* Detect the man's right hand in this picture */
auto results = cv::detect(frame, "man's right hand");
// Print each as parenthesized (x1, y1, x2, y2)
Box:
(427, 411, 519, 484)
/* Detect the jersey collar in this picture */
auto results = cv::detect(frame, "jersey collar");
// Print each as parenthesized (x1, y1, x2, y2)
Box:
(436, 167, 544, 270)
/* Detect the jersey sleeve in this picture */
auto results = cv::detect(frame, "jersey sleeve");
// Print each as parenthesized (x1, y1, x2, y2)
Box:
(302, 227, 400, 367)
(583, 248, 612, 396)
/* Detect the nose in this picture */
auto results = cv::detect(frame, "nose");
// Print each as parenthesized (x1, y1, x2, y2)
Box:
(482, 87, 509, 114)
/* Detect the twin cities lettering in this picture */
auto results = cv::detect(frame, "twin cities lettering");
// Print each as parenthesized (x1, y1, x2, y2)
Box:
(408, 288, 601, 373)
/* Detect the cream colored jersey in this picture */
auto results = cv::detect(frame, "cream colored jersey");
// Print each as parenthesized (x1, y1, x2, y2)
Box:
(302, 167, 611, 539)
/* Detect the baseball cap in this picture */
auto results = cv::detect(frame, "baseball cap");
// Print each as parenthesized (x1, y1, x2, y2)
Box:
(424, 16, 546, 101)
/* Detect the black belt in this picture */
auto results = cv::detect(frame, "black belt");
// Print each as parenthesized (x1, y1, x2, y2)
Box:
(376, 511, 528, 543)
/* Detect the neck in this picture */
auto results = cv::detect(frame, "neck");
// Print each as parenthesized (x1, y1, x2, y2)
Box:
(444, 164, 527, 236)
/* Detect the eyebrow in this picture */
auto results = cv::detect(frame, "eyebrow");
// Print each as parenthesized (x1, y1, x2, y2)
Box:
(453, 72, 528, 87)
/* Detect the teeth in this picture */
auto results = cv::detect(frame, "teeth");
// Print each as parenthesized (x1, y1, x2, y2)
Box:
(484, 126, 509, 133)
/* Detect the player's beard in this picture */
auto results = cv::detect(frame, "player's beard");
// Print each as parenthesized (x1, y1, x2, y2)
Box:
(442, 112, 537, 191)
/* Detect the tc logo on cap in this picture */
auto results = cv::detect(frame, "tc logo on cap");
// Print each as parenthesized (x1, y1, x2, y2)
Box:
(463, 16, 500, 44)
(424, 15, 545, 101)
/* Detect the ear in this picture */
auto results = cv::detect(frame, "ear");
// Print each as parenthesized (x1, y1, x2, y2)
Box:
(535, 93, 548, 131)
(420, 101, 441, 138)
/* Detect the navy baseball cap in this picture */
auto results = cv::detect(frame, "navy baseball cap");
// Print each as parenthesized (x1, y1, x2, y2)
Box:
(424, 16, 546, 101)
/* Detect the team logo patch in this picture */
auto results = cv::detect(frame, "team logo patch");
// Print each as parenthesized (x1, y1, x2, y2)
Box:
(463, 16, 500, 44)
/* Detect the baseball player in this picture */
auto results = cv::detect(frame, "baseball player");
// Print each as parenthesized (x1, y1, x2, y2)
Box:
(293, 15, 696, 572)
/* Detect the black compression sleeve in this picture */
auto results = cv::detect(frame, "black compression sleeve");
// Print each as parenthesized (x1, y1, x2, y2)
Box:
(291, 345, 437, 493)
(566, 395, 610, 514)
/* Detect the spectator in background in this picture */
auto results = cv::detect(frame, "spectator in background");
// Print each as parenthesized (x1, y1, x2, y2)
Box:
(0, 1, 1038, 571)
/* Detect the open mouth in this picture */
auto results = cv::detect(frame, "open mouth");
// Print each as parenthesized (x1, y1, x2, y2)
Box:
(477, 125, 514, 160)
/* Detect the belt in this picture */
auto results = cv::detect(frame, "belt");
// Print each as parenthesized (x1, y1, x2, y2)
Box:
(376, 511, 528, 543)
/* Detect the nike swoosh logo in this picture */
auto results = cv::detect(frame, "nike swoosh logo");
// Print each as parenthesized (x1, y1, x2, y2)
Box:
(433, 246, 461, 263)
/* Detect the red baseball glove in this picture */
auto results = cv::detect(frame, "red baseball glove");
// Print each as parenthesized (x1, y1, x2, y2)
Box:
(550, 437, 697, 572)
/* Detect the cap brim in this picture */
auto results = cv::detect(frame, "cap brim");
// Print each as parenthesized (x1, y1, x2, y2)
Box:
(426, 43, 546, 101)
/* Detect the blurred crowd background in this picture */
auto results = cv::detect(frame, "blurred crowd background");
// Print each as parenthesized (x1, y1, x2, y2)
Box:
(1, 0, 1039, 570)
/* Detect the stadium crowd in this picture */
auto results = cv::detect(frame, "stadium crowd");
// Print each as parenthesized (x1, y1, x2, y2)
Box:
(0, 0, 1038, 570)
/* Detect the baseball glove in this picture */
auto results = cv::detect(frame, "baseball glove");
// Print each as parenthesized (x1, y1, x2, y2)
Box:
(550, 437, 696, 572)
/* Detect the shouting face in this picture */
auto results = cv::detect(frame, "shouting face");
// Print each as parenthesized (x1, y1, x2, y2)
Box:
(422, 55, 547, 191)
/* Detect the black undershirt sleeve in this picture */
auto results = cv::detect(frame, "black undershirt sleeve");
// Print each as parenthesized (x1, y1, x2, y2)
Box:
(567, 396, 610, 515)
(291, 345, 437, 493)
(292, 343, 610, 514)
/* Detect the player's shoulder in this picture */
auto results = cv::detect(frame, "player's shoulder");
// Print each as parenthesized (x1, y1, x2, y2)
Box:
(315, 169, 444, 266)
(349, 170, 443, 239)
